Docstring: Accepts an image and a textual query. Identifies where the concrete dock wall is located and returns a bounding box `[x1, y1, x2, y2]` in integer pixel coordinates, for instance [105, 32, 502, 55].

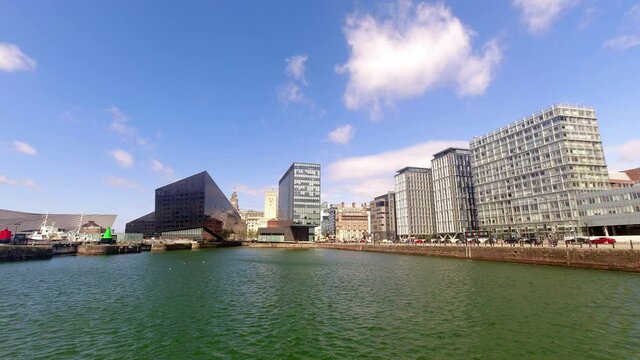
[317, 244, 640, 272]
[77, 244, 142, 256]
[0, 245, 53, 261]
[150, 243, 192, 251]
[242, 242, 317, 249]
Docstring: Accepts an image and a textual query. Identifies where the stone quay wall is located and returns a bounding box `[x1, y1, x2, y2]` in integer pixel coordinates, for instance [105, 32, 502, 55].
[150, 243, 193, 251]
[77, 244, 142, 256]
[0, 245, 53, 262]
[242, 242, 317, 249]
[317, 244, 640, 273]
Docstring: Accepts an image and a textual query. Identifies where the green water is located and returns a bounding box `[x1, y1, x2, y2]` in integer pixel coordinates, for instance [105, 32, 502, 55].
[1, 248, 639, 359]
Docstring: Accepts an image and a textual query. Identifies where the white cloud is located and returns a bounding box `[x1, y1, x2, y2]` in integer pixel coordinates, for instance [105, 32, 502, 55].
[327, 139, 468, 181]
[512, 0, 580, 34]
[621, 3, 640, 29]
[13, 140, 37, 155]
[235, 184, 272, 197]
[0, 43, 36, 72]
[578, 6, 598, 31]
[456, 40, 502, 96]
[108, 106, 135, 136]
[0, 175, 39, 189]
[21, 179, 38, 188]
[277, 82, 309, 105]
[106, 106, 151, 146]
[107, 106, 128, 122]
[277, 54, 321, 112]
[152, 159, 174, 178]
[104, 176, 140, 190]
[285, 54, 308, 84]
[337, 1, 502, 119]
[604, 4, 640, 50]
[325, 139, 467, 202]
[604, 35, 640, 50]
[328, 124, 356, 145]
[607, 139, 640, 171]
[110, 149, 134, 168]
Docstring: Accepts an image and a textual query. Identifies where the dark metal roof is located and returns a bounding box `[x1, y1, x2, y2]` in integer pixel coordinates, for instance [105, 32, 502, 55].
[432, 147, 471, 159]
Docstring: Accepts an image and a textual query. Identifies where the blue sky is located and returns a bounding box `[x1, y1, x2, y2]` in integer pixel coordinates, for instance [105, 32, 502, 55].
[1, 0, 639, 230]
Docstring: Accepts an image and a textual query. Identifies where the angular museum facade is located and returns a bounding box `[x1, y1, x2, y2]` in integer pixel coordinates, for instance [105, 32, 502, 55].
[126, 171, 245, 240]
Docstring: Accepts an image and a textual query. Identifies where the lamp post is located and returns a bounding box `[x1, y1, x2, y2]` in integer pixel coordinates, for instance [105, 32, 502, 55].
[584, 222, 590, 240]
[13, 222, 20, 244]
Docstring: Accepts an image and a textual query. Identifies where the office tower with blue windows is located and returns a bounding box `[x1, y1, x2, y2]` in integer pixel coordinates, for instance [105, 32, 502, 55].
[277, 162, 321, 241]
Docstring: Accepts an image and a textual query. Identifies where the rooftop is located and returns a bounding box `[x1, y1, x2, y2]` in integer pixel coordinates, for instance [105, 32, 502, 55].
[609, 172, 632, 182]
[471, 104, 596, 143]
[432, 147, 471, 159]
[396, 166, 431, 175]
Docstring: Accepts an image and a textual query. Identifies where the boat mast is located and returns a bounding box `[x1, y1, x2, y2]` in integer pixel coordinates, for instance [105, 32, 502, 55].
[77, 213, 84, 233]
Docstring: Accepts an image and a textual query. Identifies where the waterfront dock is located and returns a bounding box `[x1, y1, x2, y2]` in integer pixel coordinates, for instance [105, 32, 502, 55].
[0, 245, 53, 261]
[318, 243, 640, 273]
[77, 244, 142, 256]
[241, 241, 640, 273]
[150, 243, 193, 251]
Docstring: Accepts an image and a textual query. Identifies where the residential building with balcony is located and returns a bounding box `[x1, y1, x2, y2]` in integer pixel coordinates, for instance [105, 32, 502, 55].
[432, 147, 477, 236]
[469, 104, 609, 238]
[394, 167, 436, 239]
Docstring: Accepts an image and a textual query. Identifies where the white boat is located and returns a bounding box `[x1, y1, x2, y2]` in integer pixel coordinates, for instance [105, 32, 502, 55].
[67, 213, 100, 243]
[28, 214, 69, 242]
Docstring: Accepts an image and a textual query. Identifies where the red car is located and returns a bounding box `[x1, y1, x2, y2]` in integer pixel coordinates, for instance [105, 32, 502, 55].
[415, 239, 425, 244]
[589, 237, 616, 245]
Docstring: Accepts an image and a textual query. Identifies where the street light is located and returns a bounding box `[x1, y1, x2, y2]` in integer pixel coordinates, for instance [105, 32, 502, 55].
[13, 222, 20, 244]
[584, 222, 590, 240]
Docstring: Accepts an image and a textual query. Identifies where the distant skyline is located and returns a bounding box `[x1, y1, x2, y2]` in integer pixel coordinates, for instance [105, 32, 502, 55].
[1, 0, 639, 230]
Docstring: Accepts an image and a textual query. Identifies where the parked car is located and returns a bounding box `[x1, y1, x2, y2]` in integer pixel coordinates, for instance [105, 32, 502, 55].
[504, 237, 519, 244]
[485, 237, 497, 245]
[589, 237, 616, 245]
[565, 237, 589, 245]
[414, 239, 425, 244]
[467, 237, 480, 245]
[523, 237, 540, 245]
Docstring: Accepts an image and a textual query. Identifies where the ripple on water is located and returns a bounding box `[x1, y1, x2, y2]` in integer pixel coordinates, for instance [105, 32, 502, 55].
[0, 249, 639, 359]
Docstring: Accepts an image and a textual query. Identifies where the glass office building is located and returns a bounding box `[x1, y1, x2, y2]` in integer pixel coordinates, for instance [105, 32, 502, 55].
[125, 212, 155, 237]
[126, 171, 245, 240]
[278, 162, 321, 241]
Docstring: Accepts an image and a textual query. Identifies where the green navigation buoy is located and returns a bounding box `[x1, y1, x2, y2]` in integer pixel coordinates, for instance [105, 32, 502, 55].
[100, 227, 114, 244]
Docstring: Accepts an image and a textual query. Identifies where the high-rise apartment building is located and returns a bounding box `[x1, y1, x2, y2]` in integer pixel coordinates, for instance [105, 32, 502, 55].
[263, 189, 278, 220]
[277, 162, 321, 241]
[432, 148, 477, 235]
[370, 192, 397, 242]
[394, 167, 436, 238]
[469, 104, 609, 238]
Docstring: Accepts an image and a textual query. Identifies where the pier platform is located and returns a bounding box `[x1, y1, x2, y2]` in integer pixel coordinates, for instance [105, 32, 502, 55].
[0, 245, 53, 261]
[77, 244, 142, 256]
